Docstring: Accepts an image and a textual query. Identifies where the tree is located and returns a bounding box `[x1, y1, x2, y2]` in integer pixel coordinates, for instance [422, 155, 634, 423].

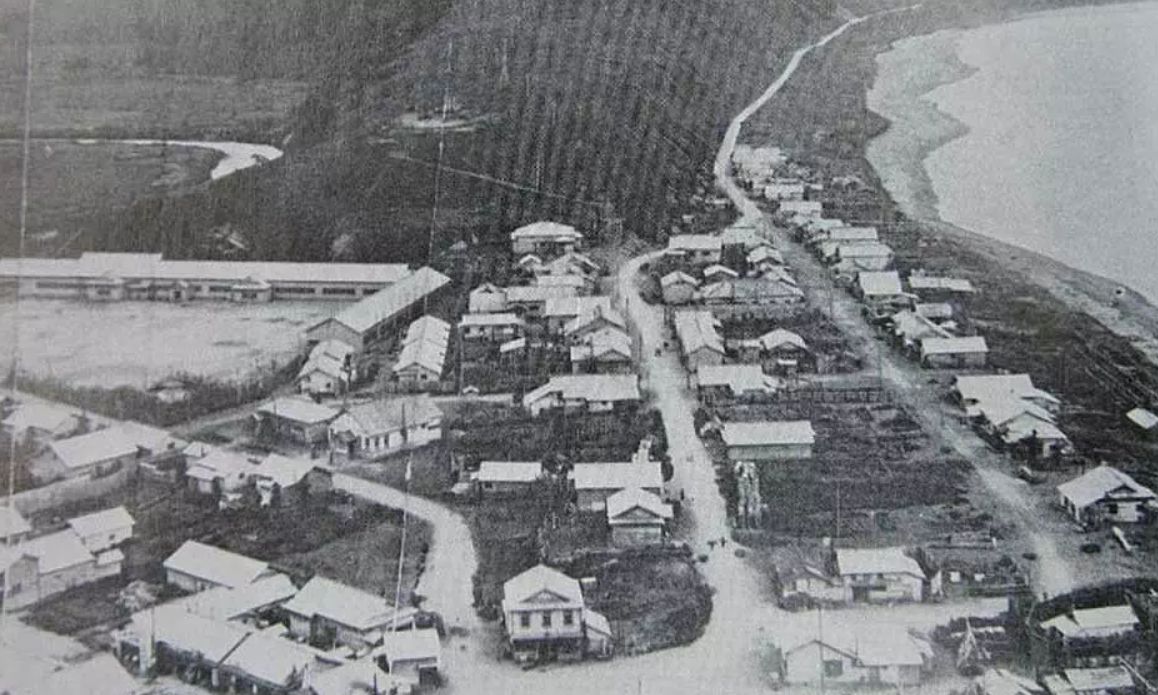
[269, 482, 283, 509]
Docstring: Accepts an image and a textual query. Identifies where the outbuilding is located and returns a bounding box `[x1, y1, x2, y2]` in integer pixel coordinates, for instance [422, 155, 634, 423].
[722, 420, 816, 462]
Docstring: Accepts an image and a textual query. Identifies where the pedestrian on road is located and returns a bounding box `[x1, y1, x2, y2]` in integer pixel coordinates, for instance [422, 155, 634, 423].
[708, 540, 717, 551]
[680, 488, 686, 501]
[720, 536, 727, 549]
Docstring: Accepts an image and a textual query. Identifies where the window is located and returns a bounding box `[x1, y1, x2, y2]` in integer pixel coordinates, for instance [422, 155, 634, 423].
[322, 287, 357, 296]
[519, 614, 530, 628]
[562, 610, 574, 626]
[542, 613, 552, 628]
[824, 660, 844, 678]
[1108, 503, 1119, 515]
[208, 285, 232, 293]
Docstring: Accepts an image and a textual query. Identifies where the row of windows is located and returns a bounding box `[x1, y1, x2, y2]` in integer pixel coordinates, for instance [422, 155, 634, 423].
[518, 610, 575, 628]
[322, 287, 358, 296]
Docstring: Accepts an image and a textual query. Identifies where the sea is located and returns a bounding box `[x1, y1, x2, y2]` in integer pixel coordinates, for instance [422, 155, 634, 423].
[870, 1, 1158, 302]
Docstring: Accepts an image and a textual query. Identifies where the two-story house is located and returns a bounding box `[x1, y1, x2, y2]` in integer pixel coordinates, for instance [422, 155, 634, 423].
[501, 564, 611, 663]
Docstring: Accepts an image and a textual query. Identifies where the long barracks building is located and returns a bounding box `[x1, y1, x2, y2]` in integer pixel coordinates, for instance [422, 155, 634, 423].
[0, 252, 413, 303]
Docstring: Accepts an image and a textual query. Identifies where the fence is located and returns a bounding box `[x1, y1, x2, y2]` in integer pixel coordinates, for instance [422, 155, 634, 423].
[11, 462, 137, 516]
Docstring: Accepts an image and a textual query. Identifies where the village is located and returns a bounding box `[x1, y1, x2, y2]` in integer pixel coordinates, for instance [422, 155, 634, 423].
[7, 26, 1158, 695]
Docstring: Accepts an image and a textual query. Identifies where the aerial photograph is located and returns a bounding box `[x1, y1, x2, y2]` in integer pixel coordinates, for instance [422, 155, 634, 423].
[3, 0, 1158, 693]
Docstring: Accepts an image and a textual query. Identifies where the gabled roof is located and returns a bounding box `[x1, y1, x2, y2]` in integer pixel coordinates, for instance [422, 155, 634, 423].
[835, 547, 924, 579]
[1, 402, 80, 433]
[313, 267, 450, 335]
[719, 225, 768, 249]
[281, 575, 402, 632]
[758, 328, 808, 351]
[523, 374, 641, 406]
[49, 428, 139, 470]
[1057, 465, 1157, 508]
[503, 564, 582, 606]
[510, 221, 583, 241]
[67, 506, 134, 537]
[459, 312, 524, 327]
[18, 529, 95, 573]
[606, 487, 672, 520]
[1128, 407, 1158, 430]
[309, 660, 416, 695]
[955, 374, 1059, 405]
[402, 315, 450, 348]
[696, 364, 777, 394]
[221, 631, 318, 689]
[331, 395, 442, 438]
[134, 604, 249, 661]
[393, 338, 446, 377]
[252, 453, 327, 488]
[661, 270, 700, 288]
[977, 398, 1055, 429]
[1063, 666, 1135, 693]
[921, 336, 988, 356]
[116, 420, 186, 453]
[584, 608, 612, 637]
[564, 304, 626, 335]
[673, 309, 724, 355]
[858, 271, 904, 297]
[477, 461, 544, 484]
[747, 246, 784, 265]
[836, 242, 893, 259]
[300, 351, 347, 380]
[378, 627, 441, 665]
[702, 264, 740, 279]
[500, 337, 527, 354]
[569, 461, 663, 491]
[892, 311, 952, 341]
[312, 339, 357, 361]
[778, 200, 822, 214]
[722, 420, 815, 447]
[543, 295, 611, 319]
[162, 540, 269, 589]
[570, 328, 633, 362]
[908, 273, 976, 293]
[915, 302, 954, 320]
[186, 448, 253, 482]
[176, 573, 299, 621]
[0, 504, 31, 539]
[257, 397, 339, 425]
[1043, 604, 1139, 638]
[506, 284, 578, 304]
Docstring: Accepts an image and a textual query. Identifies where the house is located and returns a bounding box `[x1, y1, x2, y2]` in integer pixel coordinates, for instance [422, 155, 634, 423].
[1, 401, 82, 439]
[720, 225, 770, 254]
[475, 461, 545, 496]
[542, 296, 612, 334]
[375, 628, 442, 683]
[834, 547, 925, 603]
[0, 652, 139, 695]
[0, 504, 31, 543]
[673, 310, 725, 370]
[185, 447, 253, 498]
[254, 398, 339, 445]
[250, 454, 332, 506]
[722, 420, 816, 462]
[218, 629, 321, 694]
[564, 304, 627, 344]
[808, 225, 879, 246]
[1058, 667, 1137, 695]
[1041, 604, 1140, 641]
[171, 573, 299, 625]
[780, 631, 927, 686]
[702, 264, 741, 283]
[747, 246, 785, 271]
[915, 302, 955, 323]
[283, 575, 417, 649]
[468, 283, 509, 313]
[776, 560, 845, 605]
[47, 427, 141, 480]
[113, 420, 187, 468]
[921, 336, 989, 369]
[66, 506, 134, 554]
[908, 271, 977, 296]
[831, 242, 894, 274]
[298, 351, 352, 397]
[569, 460, 664, 512]
[1057, 464, 1157, 526]
[328, 395, 442, 459]
[698, 277, 805, 307]
[954, 374, 1061, 417]
[763, 181, 806, 201]
[510, 221, 584, 257]
[856, 271, 913, 313]
[695, 364, 778, 402]
[891, 310, 952, 355]
[661, 271, 700, 305]
[535, 251, 600, 279]
[1, 528, 123, 610]
[606, 487, 672, 547]
[163, 540, 272, 592]
[1126, 407, 1158, 439]
[501, 564, 610, 662]
[309, 659, 416, 695]
[522, 374, 641, 418]
[665, 234, 722, 268]
[749, 328, 813, 373]
[305, 267, 452, 354]
[535, 273, 590, 295]
[458, 312, 525, 343]
[570, 328, 634, 374]
[976, 398, 1072, 458]
[778, 200, 823, 218]
[506, 284, 578, 319]
[393, 315, 450, 385]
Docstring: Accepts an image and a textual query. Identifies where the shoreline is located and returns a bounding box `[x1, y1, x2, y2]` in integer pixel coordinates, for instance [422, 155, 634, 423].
[863, 6, 1158, 366]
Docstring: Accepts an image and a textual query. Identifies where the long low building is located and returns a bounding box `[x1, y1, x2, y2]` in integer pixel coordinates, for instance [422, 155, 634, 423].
[0, 252, 412, 303]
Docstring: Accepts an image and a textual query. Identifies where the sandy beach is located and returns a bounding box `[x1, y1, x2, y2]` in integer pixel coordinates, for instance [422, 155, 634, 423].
[866, 15, 1158, 368]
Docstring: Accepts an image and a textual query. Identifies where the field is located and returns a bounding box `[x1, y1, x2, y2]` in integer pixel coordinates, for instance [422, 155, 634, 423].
[0, 297, 346, 388]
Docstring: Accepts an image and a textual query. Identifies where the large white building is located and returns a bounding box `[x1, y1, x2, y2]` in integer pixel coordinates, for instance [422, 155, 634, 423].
[0, 252, 411, 303]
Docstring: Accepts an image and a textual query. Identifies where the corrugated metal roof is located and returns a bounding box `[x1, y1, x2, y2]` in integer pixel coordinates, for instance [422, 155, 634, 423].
[316, 266, 450, 335]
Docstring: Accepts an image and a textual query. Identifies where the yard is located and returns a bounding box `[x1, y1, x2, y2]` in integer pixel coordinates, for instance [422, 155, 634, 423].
[0, 297, 346, 388]
[23, 475, 430, 635]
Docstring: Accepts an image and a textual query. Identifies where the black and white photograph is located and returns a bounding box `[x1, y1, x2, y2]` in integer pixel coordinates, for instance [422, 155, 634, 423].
[3, 0, 1158, 693]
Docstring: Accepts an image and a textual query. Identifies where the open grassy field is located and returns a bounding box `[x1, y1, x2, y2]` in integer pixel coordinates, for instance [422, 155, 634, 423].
[0, 297, 345, 388]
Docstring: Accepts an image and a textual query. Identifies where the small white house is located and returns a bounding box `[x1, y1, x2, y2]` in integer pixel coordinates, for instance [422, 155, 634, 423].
[834, 547, 925, 603]
[606, 487, 672, 547]
[66, 506, 135, 554]
[163, 540, 272, 593]
[1057, 464, 1157, 526]
[781, 631, 927, 686]
[476, 461, 545, 497]
[722, 420, 816, 462]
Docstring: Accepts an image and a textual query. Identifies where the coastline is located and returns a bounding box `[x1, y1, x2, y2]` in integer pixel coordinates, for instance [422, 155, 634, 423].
[864, 9, 1158, 366]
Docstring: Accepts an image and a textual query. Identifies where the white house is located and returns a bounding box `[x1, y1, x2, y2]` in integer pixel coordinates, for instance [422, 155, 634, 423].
[476, 461, 545, 497]
[393, 315, 450, 385]
[47, 427, 141, 480]
[510, 221, 584, 257]
[1041, 604, 1140, 640]
[162, 541, 272, 592]
[920, 336, 989, 369]
[376, 627, 442, 683]
[606, 488, 672, 547]
[501, 564, 610, 662]
[953, 374, 1061, 417]
[778, 200, 823, 218]
[673, 310, 725, 371]
[564, 304, 627, 344]
[1057, 464, 1157, 526]
[0, 528, 123, 610]
[834, 547, 925, 603]
[458, 312, 525, 343]
[468, 283, 509, 313]
[66, 506, 135, 554]
[1126, 407, 1158, 439]
[856, 271, 913, 312]
[570, 460, 664, 512]
[282, 575, 416, 649]
[522, 374, 641, 418]
[695, 364, 778, 401]
[329, 394, 442, 459]
[185, 447, 254, 499]
[1, 402, 83, 440]
[298, 339, 357, 397]
[570, 327, 634, 375]
[722, 420, 816, 462]
[542, 296, 612, 334]
[781, 631, 927, 686]
[661, 271, 700, 305]
[831, 242, 894, 274]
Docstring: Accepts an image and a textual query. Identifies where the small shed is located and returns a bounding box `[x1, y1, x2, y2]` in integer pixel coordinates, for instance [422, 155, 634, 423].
[1126, 408, 1158, 439]
[476, 461, 545, 496]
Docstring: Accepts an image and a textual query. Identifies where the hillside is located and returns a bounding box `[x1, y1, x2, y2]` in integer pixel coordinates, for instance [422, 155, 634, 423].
[1, 0, 837, 261]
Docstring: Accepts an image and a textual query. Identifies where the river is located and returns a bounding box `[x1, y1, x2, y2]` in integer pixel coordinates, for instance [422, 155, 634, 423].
[868, 0, 1158, 302]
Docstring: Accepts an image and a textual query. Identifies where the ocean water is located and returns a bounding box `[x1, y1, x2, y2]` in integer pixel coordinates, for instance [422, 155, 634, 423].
[910, 2, 1158, 300]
